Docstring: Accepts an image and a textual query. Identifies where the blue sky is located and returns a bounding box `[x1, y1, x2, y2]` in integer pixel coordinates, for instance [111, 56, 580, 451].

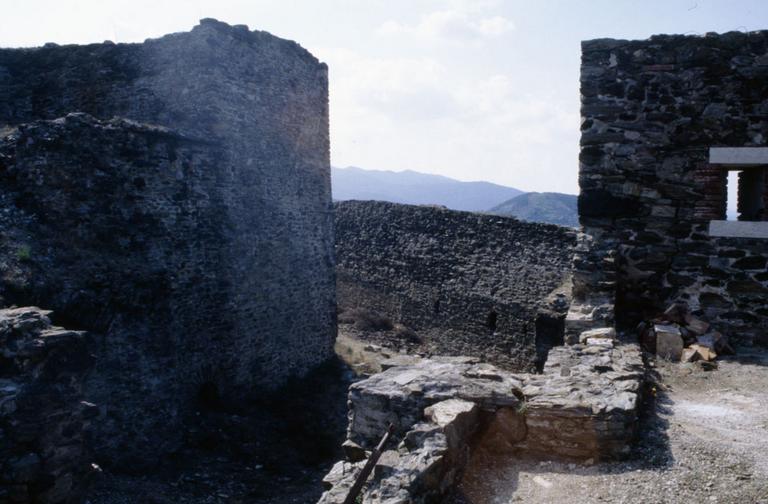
[1, 0, 767, 194]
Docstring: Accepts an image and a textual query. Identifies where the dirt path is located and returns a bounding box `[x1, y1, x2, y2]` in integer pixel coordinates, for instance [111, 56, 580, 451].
[452, 349, 768, 504]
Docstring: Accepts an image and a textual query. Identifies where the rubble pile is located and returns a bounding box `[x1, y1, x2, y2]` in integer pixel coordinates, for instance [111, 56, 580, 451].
[638, 303, 734, 365]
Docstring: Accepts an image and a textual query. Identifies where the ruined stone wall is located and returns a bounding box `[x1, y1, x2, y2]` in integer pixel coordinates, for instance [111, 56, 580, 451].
[319, 339, 645, 503]
[335, 201, 576, 371]
[0, 20, 334, 466]
[579, 31, 768, 346]
[0, 307, 95, 503]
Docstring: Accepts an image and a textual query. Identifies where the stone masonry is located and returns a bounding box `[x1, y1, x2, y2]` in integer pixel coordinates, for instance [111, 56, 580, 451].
[578, 31, 768, 346]
[0, 20, 335, 469]
[319, 337, 644, 503]
[335, 200, 576, 371]
[0, 307, 95, 503]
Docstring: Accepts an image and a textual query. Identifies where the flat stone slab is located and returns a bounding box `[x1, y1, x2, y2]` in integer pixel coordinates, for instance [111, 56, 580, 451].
[347, 360, 523, 447]
[708, 220, 768, 239]
[709, 147, 768, 165]
[579, 327, 616, 343]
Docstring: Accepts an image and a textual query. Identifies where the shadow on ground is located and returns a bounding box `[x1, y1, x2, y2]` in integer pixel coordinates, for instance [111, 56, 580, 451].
[86, 357, 356, 504]
[447, 359, 674, 503]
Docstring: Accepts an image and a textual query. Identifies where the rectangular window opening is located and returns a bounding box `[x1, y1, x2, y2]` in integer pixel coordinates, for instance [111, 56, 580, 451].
[724, 168, 766, 222]
[726, 170, 738, 221]
[708, 147, 768, 238]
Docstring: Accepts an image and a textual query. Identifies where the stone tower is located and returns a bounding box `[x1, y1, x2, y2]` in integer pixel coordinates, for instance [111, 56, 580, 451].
[0, 19, 336, 466]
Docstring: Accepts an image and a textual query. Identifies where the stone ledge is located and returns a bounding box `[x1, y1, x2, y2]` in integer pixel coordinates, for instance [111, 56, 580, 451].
[709, 220, 768, 239]
[709, 147, 768, 165]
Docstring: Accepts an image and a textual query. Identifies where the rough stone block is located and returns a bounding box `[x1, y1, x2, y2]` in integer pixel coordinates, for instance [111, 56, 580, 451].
[681, 347, 699, 362]
[684, 314, 710, 335]
[578, 327, 616, 343]
[346, 359, 522, 448]
[655, 324, 684, 361]
[0, 307, 93, 503]
[690, 344, 717, 362]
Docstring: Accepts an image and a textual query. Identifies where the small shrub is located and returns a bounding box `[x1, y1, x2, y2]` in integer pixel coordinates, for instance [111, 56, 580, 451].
[393, 324, 421, 343]
[339, 308, 394, 332]
[16, 245, 31, 263]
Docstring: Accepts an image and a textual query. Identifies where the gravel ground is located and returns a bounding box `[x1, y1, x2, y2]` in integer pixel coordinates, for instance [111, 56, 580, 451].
[450, 349, 768, 504]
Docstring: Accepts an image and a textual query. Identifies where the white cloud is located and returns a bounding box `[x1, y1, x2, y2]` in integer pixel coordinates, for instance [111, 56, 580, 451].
[377, 9, 514, 43]
[475, 15, 516, 36]
[314, 46, 579, 193]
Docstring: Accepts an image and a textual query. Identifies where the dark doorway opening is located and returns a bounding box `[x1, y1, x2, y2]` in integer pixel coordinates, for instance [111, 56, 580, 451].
[487, 310, 498, 332]
[196, 381, 223, 412]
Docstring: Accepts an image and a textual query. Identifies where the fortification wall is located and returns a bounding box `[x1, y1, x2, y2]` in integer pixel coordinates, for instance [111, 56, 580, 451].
[0, 20, 335, 467]
[579, 31, 768, 346]
[335, 201, 576, 371]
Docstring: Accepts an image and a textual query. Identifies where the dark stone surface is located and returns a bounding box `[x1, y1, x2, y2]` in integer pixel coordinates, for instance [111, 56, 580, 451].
[0, 19, 334, 469]
[334, 200, 576, 371]
[0, 307, 94, 504]
[579, 30, 768, 345]
[579, 190, 643, 218]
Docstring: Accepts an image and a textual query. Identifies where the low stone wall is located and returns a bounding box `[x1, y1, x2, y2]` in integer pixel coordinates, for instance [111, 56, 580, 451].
[318, 337, 644, 503]
[335, 200, 577, 371]
[0, 307, 95, 504]
[565, 232, 618, 343]
[321, 398, 481, 504]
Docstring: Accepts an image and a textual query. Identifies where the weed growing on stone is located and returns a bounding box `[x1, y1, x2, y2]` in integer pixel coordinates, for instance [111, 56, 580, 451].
[16, 245, 31, 262]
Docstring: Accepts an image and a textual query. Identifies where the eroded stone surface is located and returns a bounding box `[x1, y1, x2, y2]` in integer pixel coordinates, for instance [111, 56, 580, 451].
[320, 399, 481, 504]
[0, 19, 334, 468]
[579, 327, 617, 343]
[655, 325, 684, 361]
[0, 307, 94, 503]
[347, 360, 522, 448]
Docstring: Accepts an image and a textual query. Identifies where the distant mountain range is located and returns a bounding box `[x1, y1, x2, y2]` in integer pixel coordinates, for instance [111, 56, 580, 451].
[489, 192, 579, 228]
[331, 166, 579, 227]
[332, 166, 523, 212]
